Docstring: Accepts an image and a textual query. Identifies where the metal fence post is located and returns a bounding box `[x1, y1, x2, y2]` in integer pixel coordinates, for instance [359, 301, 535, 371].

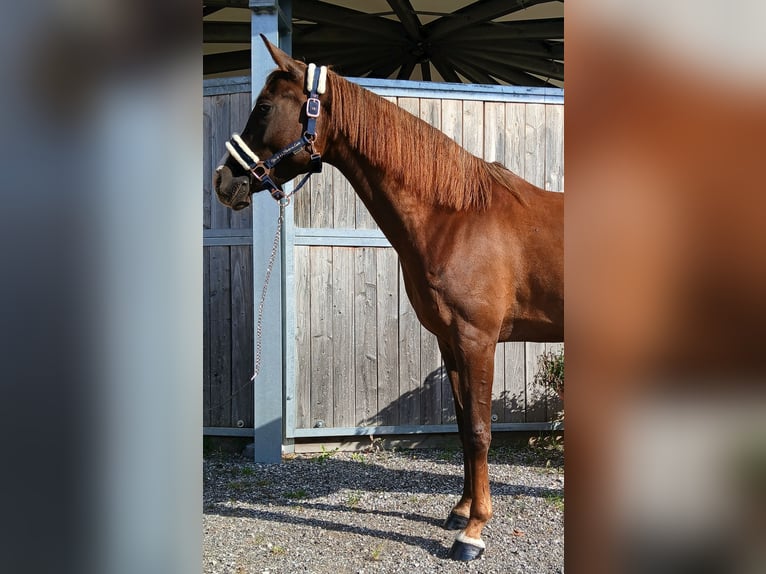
[249, 0, 292, 463]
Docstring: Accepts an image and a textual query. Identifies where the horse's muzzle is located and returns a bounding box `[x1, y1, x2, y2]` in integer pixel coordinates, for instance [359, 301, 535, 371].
[214, 165, 252, 211]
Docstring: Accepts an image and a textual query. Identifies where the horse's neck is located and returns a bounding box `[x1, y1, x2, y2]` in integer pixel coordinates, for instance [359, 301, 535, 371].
[323, 138, 430, 254]
[315, 78, 440, 253]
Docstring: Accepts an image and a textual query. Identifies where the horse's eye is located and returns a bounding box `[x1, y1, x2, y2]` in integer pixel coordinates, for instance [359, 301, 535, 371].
[256, 102, 272, 116]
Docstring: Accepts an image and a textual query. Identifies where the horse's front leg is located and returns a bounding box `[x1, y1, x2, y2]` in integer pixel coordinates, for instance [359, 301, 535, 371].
[439, 340, 472, 531]
[446, 333, 496, 561]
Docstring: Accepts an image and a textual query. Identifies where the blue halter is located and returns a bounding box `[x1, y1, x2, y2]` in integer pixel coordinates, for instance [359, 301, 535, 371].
[224, 63, 327, 201]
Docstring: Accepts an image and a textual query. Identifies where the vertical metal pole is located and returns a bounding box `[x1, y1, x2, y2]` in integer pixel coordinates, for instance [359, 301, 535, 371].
[279, 0, 296, 454]
[249, 0, 291, 463]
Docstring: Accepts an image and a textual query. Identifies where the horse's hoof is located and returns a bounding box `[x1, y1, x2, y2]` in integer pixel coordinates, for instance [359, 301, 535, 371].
[443, 511, 469, 530]
[447, 532, 486, 561]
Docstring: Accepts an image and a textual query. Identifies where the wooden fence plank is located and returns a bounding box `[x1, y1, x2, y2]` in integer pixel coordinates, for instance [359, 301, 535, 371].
[441, 364, 457, 425]
[525, 342, 547, 422]
[524, 103, 546, 188]
[203, 98, 212, 231]
[504, 102, 525, 177]
[333, 166, 355, 229]
[310, 246, 333, 427]
[310, 164, 334, 229]
[293, 176, 311, 228]
[376, 248, 400, 426]
[208, 245, 232, 426]
[419, 98, 441, 129]
[492, 343, 506, 423]
[355, 180, 378, 231]
[420, 329, 443, 426]
[441, 99, 462, 146]
[230, 245, 253, 427]
[203, 249, 211, 427]
[398, 97, 419, 121]
[505, 342, 526, 423]
[294, 245, 311, 429]
[484, 102, 505, 163]
[210, 94, 231, 230]
[462, 100, 484, 156]
[545, 342, 565, 420]
[354, 248, 378, 426]
[397, 261, 421, 427]
[545, 104, 564, 193]
[332, 247, 356, 427]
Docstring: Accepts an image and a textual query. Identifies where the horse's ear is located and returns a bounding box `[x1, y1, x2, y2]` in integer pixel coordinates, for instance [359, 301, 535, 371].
[260, 34, 304, 77]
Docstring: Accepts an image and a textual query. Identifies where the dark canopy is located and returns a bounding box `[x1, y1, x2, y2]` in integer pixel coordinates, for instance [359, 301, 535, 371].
[204, 0, 563, 87]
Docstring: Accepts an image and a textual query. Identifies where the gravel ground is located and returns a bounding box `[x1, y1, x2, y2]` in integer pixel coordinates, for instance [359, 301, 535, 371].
[204, 444, 563, 574]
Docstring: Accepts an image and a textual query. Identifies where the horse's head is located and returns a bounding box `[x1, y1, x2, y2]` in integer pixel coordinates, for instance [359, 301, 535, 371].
[214, 36, 327, 210]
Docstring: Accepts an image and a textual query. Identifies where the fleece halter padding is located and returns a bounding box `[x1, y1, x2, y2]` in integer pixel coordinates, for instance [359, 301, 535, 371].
[225, 134, 259, 172]
[305, 63, 328, 95]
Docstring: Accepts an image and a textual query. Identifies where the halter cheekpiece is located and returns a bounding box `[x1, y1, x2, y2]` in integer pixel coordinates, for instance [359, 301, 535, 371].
[223, 63, 328, 201]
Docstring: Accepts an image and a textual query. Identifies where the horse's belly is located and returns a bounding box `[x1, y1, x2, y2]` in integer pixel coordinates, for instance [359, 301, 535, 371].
[500, 314, 563, 343]
[404, 281, 563, 344]
[500, 279, 564, 342]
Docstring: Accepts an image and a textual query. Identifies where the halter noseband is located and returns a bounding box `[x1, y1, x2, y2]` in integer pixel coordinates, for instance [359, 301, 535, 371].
[223, 63, 328, 202]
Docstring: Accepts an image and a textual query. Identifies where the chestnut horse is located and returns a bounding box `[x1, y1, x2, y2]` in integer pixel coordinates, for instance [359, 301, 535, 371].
[214, 37, 563, 561]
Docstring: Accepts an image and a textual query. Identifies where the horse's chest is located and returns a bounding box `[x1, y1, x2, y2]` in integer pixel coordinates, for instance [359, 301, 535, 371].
[399, 263, 452, 336]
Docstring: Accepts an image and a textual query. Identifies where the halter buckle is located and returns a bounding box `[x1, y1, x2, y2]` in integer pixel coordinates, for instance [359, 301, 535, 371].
[306, 97, 321, 118]
[308, 153, 322, 173]
[250, 163, 270, 181]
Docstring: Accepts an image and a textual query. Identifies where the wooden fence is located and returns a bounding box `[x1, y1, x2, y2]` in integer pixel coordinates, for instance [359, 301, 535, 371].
[203, 79, 255, 429]
[203, 77, 564, 436]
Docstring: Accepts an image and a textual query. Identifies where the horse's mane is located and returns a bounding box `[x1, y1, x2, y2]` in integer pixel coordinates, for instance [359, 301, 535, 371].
[327, 73, 525, 211]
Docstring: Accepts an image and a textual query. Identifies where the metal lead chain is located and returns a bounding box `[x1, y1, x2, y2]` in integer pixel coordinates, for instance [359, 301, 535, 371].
[251, 207, 284, 381]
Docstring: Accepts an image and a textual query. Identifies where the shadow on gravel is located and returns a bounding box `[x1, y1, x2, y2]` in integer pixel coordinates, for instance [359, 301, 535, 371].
[211, 499, 445, 528]
[204, 456, 563, 504]
[207, 503, 453, 557]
